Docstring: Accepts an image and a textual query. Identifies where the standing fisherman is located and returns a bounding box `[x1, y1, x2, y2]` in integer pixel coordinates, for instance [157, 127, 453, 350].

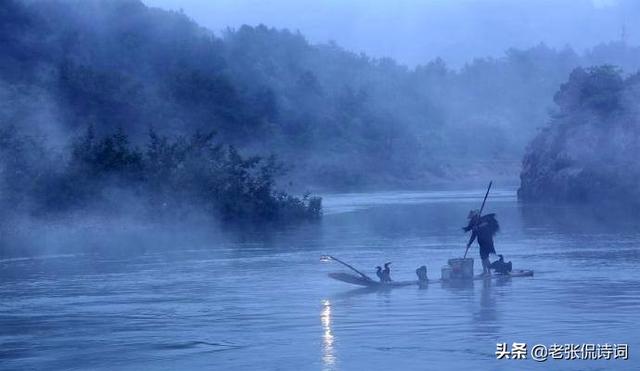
[463, 210, 500, 275]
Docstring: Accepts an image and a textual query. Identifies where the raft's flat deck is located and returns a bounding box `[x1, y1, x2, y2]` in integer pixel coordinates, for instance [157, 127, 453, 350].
[328, 269, 534, 287]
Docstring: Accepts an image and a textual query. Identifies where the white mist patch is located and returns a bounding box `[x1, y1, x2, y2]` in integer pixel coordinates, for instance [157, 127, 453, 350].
[321, 189, 517, 215]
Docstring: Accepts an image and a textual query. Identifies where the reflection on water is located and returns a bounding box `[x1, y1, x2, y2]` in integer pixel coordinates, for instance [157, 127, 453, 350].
[1, 189, 640, 370]
[320, 299, 335, 370]
[475, 278, 499, 336]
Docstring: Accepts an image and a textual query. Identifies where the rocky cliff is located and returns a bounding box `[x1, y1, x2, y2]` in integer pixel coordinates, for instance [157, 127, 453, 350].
[518, 66, 640, 207]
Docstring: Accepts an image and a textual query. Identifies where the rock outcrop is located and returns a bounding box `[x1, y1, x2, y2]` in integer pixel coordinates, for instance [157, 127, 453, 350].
[518, 66, 640, 207]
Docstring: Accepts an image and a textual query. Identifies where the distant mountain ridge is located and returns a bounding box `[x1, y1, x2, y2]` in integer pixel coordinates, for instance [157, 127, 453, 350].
[2, 0, 640, 190]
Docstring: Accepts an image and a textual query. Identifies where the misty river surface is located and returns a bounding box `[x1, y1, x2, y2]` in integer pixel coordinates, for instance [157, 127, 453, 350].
[1, 188, 639, 370]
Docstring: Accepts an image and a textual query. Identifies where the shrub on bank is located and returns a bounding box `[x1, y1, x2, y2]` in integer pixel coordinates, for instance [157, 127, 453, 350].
[0, 126, 322, 224]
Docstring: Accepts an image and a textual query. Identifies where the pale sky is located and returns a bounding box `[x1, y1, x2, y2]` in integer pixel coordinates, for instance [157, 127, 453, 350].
[143, 0, 639, 67]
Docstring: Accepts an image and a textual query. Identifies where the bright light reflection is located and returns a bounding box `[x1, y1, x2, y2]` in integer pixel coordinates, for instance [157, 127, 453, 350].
[321, 299, 335, 369]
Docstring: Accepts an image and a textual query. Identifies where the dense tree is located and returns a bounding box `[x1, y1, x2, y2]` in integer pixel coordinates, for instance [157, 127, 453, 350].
[0, 125, 321, 223]
[553, 65, 625, 117]
[519, 67, 640, 207]
[2, 0, 640, 193]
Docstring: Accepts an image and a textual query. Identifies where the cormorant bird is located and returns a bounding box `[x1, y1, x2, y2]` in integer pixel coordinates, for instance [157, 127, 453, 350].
[382, 262, 392, 282]
[489, 254, 512, 274]
[376, 266, 384, 282]
[416, 265, 428, 282]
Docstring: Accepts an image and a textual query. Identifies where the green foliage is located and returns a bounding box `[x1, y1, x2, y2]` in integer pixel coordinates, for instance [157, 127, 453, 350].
[554, 65, 625, 117]
[519, 66, 640, 207]
[2, 0, 640, 192]
[0, 126, 322, 223]
[70, 126, 144, 180]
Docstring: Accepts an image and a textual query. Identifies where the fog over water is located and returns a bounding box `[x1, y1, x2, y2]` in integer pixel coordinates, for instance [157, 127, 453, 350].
[2, 190, 639, 370]
[144, 0, 640, 67]
[2, 1, 640, 370]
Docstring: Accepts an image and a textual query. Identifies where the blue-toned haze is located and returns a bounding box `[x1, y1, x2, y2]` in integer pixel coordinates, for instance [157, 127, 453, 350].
[144, 0, 640, 67]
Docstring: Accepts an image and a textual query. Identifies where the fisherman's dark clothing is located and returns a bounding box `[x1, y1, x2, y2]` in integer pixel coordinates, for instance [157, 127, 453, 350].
[469, 228, 495, 259]
[464, 214, 499, 260]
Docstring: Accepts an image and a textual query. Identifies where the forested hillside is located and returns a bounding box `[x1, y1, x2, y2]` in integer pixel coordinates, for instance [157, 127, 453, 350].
[2, 0, 640, 208]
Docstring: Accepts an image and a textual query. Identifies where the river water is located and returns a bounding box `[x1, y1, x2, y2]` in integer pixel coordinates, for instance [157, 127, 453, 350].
[1, 188, 639, 370]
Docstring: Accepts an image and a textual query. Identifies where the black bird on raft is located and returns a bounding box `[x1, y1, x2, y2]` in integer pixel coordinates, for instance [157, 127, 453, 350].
[376, 266, 384, 282]
[489, 254, 512, 274]
[416, 265, 428, 282]
[382, 262, 392, 282]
